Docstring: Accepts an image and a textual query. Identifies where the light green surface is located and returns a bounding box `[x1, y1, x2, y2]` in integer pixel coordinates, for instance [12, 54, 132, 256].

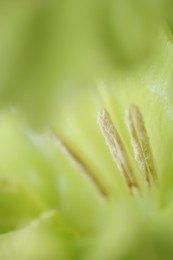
[0, 1, 173, 259]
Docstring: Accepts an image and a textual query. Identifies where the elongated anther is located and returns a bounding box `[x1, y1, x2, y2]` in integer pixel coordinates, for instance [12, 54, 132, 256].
[125, 104, 158, 185]
[98, 108, 139, 192]
[51, 130, 110, 199]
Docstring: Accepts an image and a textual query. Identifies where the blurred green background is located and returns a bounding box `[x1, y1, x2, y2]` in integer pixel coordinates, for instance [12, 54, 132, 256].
[0, 0, 171, 126]
[0, 1, 172, 260]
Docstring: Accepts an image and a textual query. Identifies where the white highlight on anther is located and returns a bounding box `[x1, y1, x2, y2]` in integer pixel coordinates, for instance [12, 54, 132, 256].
[125, 104, 157, 185]
[98, 108, 139, 191]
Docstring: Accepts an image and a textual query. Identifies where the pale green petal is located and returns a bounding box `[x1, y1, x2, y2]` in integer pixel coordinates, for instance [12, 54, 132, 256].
[0, 112, 58, 210]
[0, 210, 70, 260]
[0, 178, 42, 233]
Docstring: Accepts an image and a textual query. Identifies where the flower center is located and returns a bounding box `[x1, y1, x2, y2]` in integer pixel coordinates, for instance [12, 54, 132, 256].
[52, 104, 158, 199]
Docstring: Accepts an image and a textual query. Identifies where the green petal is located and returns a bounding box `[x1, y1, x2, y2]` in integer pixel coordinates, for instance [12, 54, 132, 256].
[0, 210, 70, 260]
[0, 177, 44, 234]
[0, 112, 58, 211]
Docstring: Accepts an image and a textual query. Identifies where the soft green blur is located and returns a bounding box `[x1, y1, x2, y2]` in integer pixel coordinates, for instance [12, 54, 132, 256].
[0, 0, 167, 126]
[0, 1, 173, 260]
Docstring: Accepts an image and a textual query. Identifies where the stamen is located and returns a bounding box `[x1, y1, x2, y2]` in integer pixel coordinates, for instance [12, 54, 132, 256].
[51, 131, 110, 199]
[98, 108, 139, 192]
[125, 104, 158, 185]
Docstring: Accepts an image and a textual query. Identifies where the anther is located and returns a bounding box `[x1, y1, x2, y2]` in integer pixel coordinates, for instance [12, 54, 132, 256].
[51, 130, 110, 199]
[125, 104, 158, 185]
[98, 108, 139, 192]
